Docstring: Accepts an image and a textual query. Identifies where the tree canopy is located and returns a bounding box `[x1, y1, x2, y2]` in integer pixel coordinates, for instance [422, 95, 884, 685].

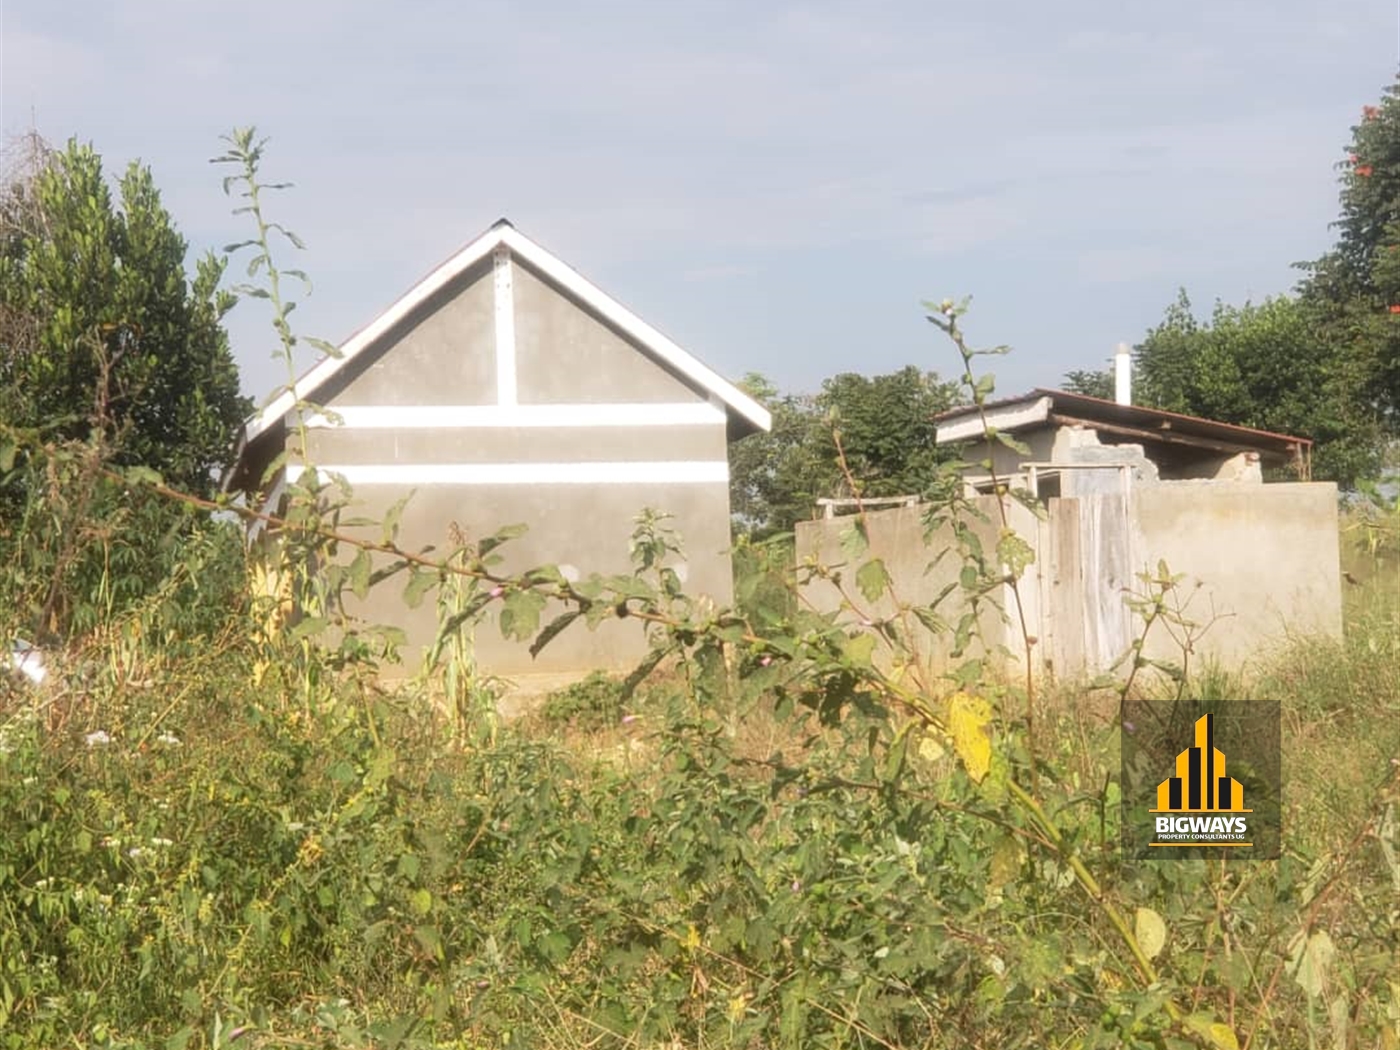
[1065, 78, 1400, 489]
[0, 135, 248, 494]
[730, 365, 962, 539]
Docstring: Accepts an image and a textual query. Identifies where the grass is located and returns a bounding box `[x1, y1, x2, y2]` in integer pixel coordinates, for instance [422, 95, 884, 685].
[1, 511, 1398, 1049]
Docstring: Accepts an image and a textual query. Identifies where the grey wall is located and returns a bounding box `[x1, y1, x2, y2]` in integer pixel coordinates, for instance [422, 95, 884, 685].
[281, 249, 739, 683]
[796, 483, 1342, 684]
[336, 479, 734, 677]
[330, 262, 497, 406]
[794, 499, 1023, 690]
[512, 261, 706, 404]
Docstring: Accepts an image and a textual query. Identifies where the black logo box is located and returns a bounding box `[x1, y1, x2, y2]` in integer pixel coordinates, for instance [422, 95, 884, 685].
[1120, 698, 1282, 861]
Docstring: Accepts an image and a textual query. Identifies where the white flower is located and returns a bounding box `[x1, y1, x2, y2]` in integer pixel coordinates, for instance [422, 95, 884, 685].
[84, 730, 111, 748]
[127, 847, 144, 859]
[155, 732, 181, 747]
[150, 837, 173, 848]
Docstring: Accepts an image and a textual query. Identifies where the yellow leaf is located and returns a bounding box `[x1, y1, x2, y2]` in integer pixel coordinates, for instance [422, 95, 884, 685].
[1207, 1022, 1240, 1050]
[1185, 1014, 1240, 1050]
[1134, 906, 1167, 960]
[948, 692, 992, 784]
[916, 733, 946, 764]
[988, 834, 1022, 890]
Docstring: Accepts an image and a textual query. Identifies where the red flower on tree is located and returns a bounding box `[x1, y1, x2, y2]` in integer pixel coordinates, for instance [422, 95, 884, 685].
[1387, 304, 1400, 314]
[1356, 164, 1374, 177]
[1364, 105, 1381, 120]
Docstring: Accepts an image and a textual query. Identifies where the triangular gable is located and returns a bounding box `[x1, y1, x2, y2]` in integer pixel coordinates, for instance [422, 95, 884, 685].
[241, 219, 771, 446]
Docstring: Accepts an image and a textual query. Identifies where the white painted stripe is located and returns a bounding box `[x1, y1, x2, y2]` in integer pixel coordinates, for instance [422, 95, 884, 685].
[493, 247, 517, 405]
[286, 461, 729, 485]
[304, 402, 727, 429]
[242, 223, 771, 443]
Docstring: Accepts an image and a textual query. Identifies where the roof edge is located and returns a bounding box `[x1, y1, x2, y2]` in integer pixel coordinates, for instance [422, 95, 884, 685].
[239, 221, 771, 449]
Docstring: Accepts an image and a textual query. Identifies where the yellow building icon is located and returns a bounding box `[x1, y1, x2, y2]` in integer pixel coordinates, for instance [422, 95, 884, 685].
[1150, 714, 1250, 813]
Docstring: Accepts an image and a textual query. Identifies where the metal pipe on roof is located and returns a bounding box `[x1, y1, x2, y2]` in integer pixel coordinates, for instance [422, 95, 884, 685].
[1115, 343, 1132, 406]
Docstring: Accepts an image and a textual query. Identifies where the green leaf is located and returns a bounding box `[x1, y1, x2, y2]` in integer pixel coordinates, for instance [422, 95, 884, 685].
[530, 610, 581, 657]
[995, 529, 1035, 578]
[620, 645, 671, 701]
[124, 465, 164, 487]
[911, 605, 948, 634]
[992, 429, 1031, 455]
[499, 589, 546, 641]
[479, 522, 529, 557]
[839, 519, 869, 560]
[1288, 928, 1335, 999]
[410, 888, 432, 917]
[855, 558, 892, 603]
[1134, 906, 1167, 960]
[348, 549, 372, 601]
[403, 567, 439, 609]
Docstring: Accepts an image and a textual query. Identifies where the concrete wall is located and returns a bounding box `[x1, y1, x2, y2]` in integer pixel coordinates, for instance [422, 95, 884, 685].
[330, 262, 497, 406]
[334, 479, 733, 677]
[794, 499, 1027, 688]
[278, 250, 739, 683]
[1127, 482, 1341, 670]
[513, 261, 704, 404]
[795, 483, 1342, 684]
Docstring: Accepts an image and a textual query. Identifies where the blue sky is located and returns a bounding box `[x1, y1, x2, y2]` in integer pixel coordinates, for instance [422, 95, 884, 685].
[3, 0, 1398, 405]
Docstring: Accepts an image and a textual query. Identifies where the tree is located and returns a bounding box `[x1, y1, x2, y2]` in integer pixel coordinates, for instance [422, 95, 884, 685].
[1065, 292, 1381, 486]
[0, 135, 250, 639]
[1299, 80, 1400, 439]
[1062, 367, 1113, 401]
[0, 135, 248, 494]
[729, 366, 962, 539]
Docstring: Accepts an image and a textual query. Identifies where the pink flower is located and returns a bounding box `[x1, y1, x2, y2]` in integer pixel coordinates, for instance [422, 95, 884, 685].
[759, 655, 773, 667]
[488, 586, 505, 598]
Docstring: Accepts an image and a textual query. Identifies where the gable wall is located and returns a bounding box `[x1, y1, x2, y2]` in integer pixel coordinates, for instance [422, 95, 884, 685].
[512, 261, 706, 404]
[276, 243, 738, 681]
[330, 261, 498, 407]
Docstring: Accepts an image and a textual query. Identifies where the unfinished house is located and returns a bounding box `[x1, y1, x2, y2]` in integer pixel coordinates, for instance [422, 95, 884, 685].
[796, 373, 1341, 682]
[225, 219, 770, 683]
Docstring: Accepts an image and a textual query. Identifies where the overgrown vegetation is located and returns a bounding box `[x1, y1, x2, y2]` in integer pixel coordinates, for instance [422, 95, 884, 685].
[0, 129, 1397, 1050]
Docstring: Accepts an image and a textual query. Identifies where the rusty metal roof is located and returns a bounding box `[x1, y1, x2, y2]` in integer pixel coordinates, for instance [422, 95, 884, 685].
[935, 389, 1312, 471]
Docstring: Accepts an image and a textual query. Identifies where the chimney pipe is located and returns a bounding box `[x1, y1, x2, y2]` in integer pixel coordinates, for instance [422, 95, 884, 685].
[1114, 342, 1132, 406]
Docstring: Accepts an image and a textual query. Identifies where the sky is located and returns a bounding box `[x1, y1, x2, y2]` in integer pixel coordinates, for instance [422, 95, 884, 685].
[3, 0, 1399, 406]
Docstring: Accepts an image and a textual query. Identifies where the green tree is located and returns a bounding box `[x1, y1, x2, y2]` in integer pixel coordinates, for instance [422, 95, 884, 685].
[0, 135, 248, 494]
[730, 366, 962, 539]
[0, 135, 250, 638]
[1299, 80, 1400, 441]
[1069, 292, 1381, 486]
[1062, 367, 1114, 400]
